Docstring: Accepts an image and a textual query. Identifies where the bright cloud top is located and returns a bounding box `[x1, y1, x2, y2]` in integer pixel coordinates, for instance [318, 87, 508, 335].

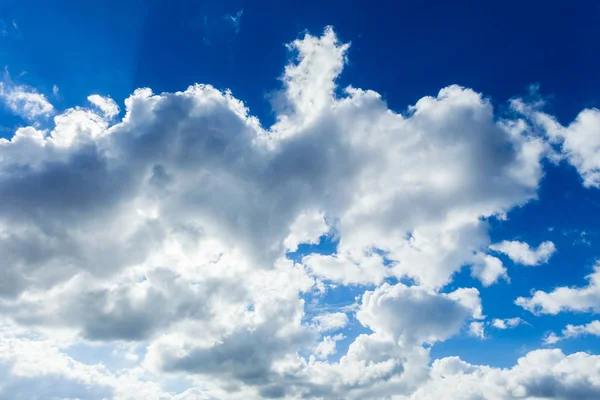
[0, 27, 598, 399]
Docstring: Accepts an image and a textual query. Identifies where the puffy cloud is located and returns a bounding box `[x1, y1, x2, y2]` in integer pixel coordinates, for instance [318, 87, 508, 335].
[284, 211, 329, 252]
[468, 321, 485, 339]
[313, 333, 344, 359]
[402, 349, 600, 400]
[0, 26, 592, 399]
[470, 254, 509, 287]
[356, 283, 483, 346]
[489, 240, 556, 266]
[0, 80, 54, 119]
[544, 320, 600, 344]
[491, 317, 524, 330]
[87, 94, 120, 119]
[516, 262, 600, 315]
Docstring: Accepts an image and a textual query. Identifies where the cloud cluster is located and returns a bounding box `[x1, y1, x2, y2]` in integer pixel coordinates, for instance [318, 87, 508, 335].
[0, 26, 597, 399]
[403, 349, 600, 400]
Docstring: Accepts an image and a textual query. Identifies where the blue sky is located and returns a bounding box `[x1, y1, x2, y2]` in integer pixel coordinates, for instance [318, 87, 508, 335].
[0, 1, 600, 399]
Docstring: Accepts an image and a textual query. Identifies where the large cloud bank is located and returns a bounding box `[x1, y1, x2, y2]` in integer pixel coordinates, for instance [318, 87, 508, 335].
[0, 27, 599, 399]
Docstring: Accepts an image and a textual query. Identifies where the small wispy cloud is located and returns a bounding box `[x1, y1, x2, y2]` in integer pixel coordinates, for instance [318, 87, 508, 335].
[0, 71, 54, 120]
[227, 9, 243, 33]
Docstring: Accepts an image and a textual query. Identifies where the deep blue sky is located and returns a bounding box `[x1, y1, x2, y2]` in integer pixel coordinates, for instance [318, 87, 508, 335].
[2, 0, 599, 126]
[1, 0, 600, 370]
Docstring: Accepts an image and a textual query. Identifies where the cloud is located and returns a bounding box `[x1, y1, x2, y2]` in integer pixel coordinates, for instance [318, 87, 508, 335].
[87, 94, 120, 119]
[284, 211, 329, 252]
[404, 349, 600, 400]
[313, 333, 344, 359]
[513, 98, 600, 188]
[491, 317, 524, 330]
[0, 79, 54, 119]
[489, 240, 556, 266]
[0, 26, 594, 399]
[544, 320, 600, 344]
[468, 321, 485, 339]
[311, 312, 349, 332]
[227, 9, 243, 33]
[356, 283, 483, 346]
[470, 253, 509, 286]
[516, 261, 600, 315]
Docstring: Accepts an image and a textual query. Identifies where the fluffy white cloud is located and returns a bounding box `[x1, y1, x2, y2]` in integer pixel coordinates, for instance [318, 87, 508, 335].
[491, 317, 524, 330]
[0, 26, 594, 399]
[356, 283, 483, 346]
[284, 211, 329, 252]
[0, 80, 54, 119]
[470, 254, 509, 287]
[489, 240, 556, 266]
[313, 333, 344, 359]
[516, 262, 600, 315]
[401, 349, 600, 400]
[544, 320, 600, 344]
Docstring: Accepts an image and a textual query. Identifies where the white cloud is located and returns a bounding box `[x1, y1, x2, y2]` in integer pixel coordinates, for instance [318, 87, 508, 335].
[356, 283, 483, 346]
[544, 320, 600, 345]
[402, 349, 600, 400]
[470, 253, 509, 286]
[489, 240, 556, 266]
[0, 27, 593, 399]
[513, 98, 600, 188]
[284, 211, 329, 252]
[313, 333, 344, 359]
[311, 312, 349, 332]
[516, 262, 600, 315]
[468, 321, 485, 339]
[491, 317, 524, 330]
[0, 80, 54, 119]
[87, 94, 120, 119]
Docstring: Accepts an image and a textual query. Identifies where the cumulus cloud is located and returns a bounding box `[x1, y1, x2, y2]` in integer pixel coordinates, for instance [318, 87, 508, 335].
[516, 262, 600, 315]
[0, 26, 594, 399]
[356, 283, 483, 346]
[470, 253, 509, 286]
[313, 333, 344, 359]
[489, 240, 556, 266]
[402, 349, 600, 400]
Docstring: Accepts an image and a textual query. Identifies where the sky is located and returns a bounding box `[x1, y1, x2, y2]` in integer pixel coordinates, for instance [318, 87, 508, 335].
[0, 1, 599, 399]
